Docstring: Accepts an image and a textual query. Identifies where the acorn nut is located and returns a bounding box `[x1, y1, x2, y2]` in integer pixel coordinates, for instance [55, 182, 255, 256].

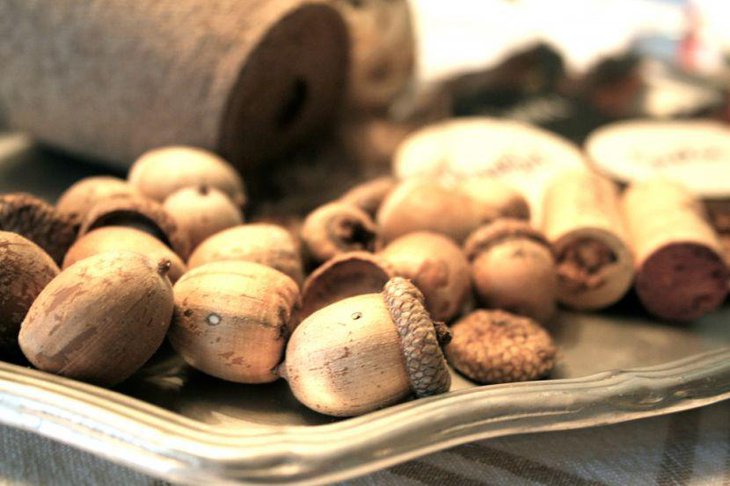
[445, 310, 557, 384]
[63, 227, 187, 283]
[0, 231, 60, 358]
[377, 178, 530, 244]
[339, 176, 397, 217]
[169, 261, 300, 383]
[281, 277, 451, 417]
[129, 146, 247, 207]
[163, 185, 244, 250]
[18, 251, 174, 386]
[0, 192, 77, 265]
[464, 219, 557, 323]
[79, 195, 191, 260]
[188, 223, 303, 285]
[380, 232, 471, 322]
[56, 176, 138, 225]
[300, 201, 377, 264]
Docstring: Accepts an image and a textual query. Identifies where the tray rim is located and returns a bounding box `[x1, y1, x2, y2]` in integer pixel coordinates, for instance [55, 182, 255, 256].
[1, 347, 729, 485]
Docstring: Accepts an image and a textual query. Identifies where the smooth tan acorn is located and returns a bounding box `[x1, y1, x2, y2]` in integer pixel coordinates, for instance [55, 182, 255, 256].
[79, 195, 191, 260]
[0, 231, 59, 357]
[376, 178, 529, 244]
[464, 219, 557, 323]
[300, 202, 377, 264]
[380, 232, 471, 322]
[298, 251, 394, 321]
[128, 146, 247, 207]
[187, 223, 303, 285]
[18, 251, 174, 386]
[56, 176, 138, 224]
[445, 310, 557, 384]
[63, 227, 187, 283]
[280, 277, 451, 417]
[163, 185, 244, 250]
[0, 192, 77, 264]
[169, 261, 300, 383]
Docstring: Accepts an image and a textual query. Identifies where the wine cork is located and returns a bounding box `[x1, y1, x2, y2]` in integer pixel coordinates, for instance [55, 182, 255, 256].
[622, 179, 728, 321]
[542, 169, 634, 310]
[0, 0, 348, 170]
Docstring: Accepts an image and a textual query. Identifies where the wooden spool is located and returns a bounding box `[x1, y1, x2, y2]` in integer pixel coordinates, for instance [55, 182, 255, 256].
[0, 0, 348, 171]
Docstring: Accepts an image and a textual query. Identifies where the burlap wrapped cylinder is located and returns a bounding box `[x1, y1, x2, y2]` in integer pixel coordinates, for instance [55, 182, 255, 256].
[0, 0, 348, 170]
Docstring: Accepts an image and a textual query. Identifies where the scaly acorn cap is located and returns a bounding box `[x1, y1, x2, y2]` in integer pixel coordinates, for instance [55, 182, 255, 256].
[446, 310, 556, 384]
[79, 195, 191, 260]
[464, 218, 550, 262]
[0, 193, 77, 265]
[382, 277, 451, 397]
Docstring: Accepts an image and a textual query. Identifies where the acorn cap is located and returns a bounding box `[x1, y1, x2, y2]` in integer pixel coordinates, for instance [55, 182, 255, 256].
[445, 310, 556, 384]
[79, 196, 191, 259]
[464, 218, 550, 262]
[0, 193, 77, 265]
[300, 251, 395, 321]
[382, 277, 451, 397]
[300, 201, 378, 264]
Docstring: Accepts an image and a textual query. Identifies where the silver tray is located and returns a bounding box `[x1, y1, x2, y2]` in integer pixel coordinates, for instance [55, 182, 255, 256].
[1, 308, 729, 485]
[0, 132, 729, 484]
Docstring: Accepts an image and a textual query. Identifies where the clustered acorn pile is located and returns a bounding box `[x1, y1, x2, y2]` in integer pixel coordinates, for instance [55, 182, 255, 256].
[0, 144, 728, 418]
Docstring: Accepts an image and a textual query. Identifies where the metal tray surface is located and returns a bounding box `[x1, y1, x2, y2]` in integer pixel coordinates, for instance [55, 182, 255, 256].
[1, 307, 729, 485]
[0, 132, 729, 484]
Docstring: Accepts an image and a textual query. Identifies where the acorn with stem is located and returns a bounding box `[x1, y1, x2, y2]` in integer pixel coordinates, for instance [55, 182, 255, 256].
[279, 277, 451, 417]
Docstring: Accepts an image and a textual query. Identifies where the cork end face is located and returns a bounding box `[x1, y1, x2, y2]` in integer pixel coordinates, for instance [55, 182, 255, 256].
[220, 3, 349, 169]
[464, 218, 549, 261]
[299, 251, 394, 321]
[636, 242, 728, 321]
[382, 277, 451, 397]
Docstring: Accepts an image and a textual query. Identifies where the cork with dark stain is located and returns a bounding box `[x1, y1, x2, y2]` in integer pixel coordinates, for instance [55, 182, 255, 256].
[0, 193, 78, 265]
[623, 180, 729, 321]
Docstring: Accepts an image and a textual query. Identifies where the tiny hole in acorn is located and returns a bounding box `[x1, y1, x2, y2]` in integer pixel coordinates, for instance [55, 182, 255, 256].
[351, 311, 362, 320]
[276, 77, 308, 130]
[206, 313, 222, 326]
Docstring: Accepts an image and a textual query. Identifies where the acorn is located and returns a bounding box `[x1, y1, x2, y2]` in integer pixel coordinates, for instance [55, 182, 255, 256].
[299, 251, 394, 321]
[163, 185, 244, 250]
[339, 176, 397, 218]
[464, 219, 557, 323]
[55, 176, 138, 225]
[445, 310, 557, 384]
[187, 223, 303, 285]
[63, 226, 187, 283]
[0, 192, 77, 264]
[18, 251, 174, 386]
[169, 261, 300, 383]
[380, 232, 471, 322]
[0, 231, 60, 357]
[280, 277, 451, 417]
[128, 146, 247, 207]
[300, 202, 377, 264]
[78, 195, 191, 260]
[376, 178, 529, 244]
